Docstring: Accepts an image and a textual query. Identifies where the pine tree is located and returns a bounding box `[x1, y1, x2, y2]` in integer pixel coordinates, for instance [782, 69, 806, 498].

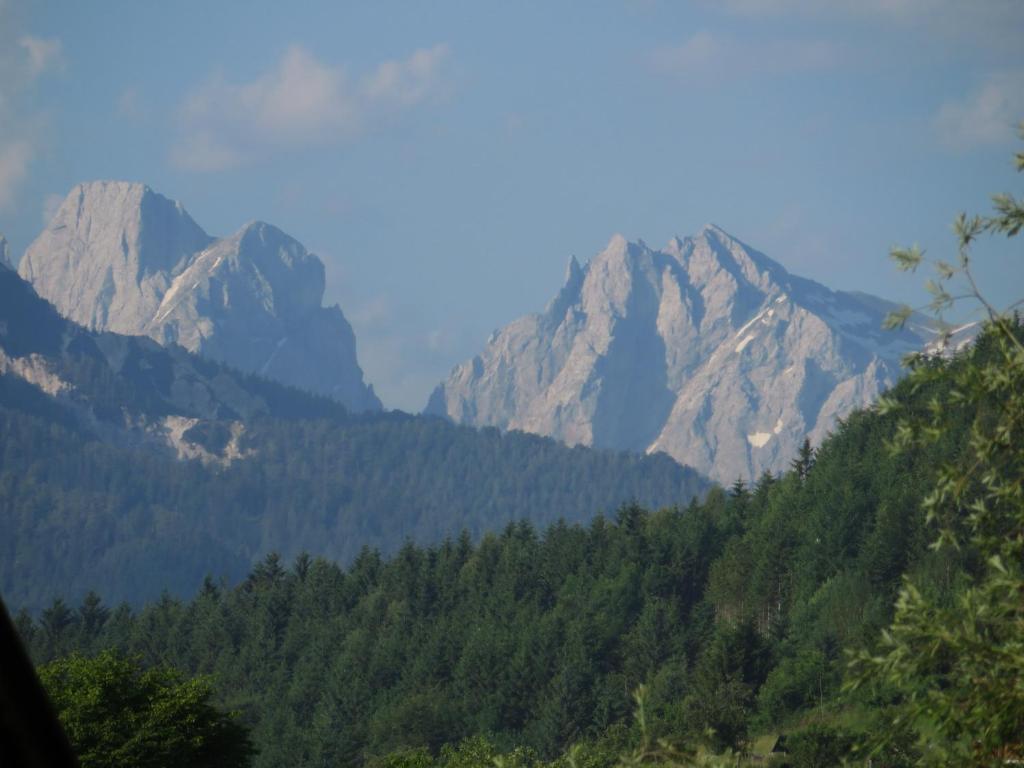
[77, 591, 109, 640]
[790, 438, 814, 481]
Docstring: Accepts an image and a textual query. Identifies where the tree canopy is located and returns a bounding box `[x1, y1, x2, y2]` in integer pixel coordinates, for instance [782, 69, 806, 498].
[38, 650, 254, 768]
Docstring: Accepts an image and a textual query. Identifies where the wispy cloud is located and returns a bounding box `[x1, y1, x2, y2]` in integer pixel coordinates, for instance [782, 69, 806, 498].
[0, 4, 63, 210]
[934, 71, 1024, 149]
[18, 35, 63, 77]
[652, 30, 841, 81]
[171, 44, 451, 172]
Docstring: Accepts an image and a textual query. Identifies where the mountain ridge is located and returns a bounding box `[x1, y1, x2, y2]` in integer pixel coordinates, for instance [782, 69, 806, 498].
[427, 224, 934, 483]
[18, 181, 381, 412]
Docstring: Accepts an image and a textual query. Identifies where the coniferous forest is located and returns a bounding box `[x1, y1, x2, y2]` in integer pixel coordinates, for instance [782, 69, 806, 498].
[16, 316, 1022, 766]
[0, 403, 704, 612]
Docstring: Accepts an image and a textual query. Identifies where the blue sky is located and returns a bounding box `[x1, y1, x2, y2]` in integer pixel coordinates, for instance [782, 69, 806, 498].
[1, 1, 1022, 410]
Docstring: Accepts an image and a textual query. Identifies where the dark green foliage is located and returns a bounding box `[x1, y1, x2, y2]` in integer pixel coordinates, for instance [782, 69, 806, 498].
[782, 725, 855, 768]
[848, 146, 1024, 765]
[0, 391, 705, 612]
[18, 326, 1006, 765]
[38, 650, 254, 768]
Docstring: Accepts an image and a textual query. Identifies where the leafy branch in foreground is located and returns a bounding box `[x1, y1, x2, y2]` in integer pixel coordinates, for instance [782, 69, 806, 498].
[847, 127, 1024, 766]
[38, 650, 255, 768]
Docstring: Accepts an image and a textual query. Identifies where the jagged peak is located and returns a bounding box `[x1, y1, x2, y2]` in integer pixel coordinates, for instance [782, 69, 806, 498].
[73, 179, 152, 197]
[606, 232, 629, 251]
[96, 179, 148, 192]
[18, 180, 379, 412]
[224, 220, 325, 280]
[698, 222, 732, 239]
[233, 219, 276, 240]
[21, 180, 212, 285]
[236, 219, 272, 234]
[664, 225, 743, 261]
[564, 254, 583, 284]
[545, 254, 586, 320]
[0, 233, 10, 270]
[230, 220, 308, 250]
[665, 235, 688, 252]
[595, 233, 658, 266]
[60, 180, 199, 223]
[47, 181, 206, 245]
[63, 180, 158, 217]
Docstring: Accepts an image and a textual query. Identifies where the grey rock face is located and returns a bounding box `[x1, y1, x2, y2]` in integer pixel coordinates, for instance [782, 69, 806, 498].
[427, 225, 932, 483]
[20, 181, 381, 412]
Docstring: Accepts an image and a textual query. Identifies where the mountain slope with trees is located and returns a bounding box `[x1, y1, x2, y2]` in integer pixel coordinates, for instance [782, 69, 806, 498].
[0, 264, 707, 610]
[20, 320, 1012, 766]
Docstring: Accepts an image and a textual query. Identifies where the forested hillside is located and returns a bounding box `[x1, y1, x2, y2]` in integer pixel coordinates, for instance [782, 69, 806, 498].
[0, 266, 707, 611]
[0, 406, 705, 611]
[19, 324, 1011, 766]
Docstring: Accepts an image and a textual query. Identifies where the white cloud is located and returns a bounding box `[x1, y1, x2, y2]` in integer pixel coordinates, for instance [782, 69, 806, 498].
[172, 43, 450, 172]
[935, 72, 1024, 149]
[653, 30, 841, 80]
[363, 44, 450, 108]
[18, 35, 63, 76]
[0, 6, 62, 210]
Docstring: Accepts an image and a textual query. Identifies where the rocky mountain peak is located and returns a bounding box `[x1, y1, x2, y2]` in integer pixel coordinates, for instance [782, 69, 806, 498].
[19, 182, 381, 412]
[564, 253, 583, 284]
[0, 234, 10, 269]
[427, 224, 935, 483]
[20, 181, 212, 334]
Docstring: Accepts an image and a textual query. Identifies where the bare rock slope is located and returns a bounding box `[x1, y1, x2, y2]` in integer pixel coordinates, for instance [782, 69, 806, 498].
[19, 181, 380, 412]
[427, 225, 933, 483]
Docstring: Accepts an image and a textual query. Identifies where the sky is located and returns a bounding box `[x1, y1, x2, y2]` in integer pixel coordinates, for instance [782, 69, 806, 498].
[1, 1, 1022, 411]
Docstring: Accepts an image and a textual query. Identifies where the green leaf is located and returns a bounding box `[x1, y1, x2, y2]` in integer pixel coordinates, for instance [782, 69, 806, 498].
[890, 245, 923, 272]
[884, 305, 913, 330]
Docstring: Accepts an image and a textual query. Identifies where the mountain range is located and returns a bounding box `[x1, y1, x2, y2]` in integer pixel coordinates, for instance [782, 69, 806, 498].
[18, 181, 381, 412]
[11, 182, 943, 484]
[427, 225, 934, 483]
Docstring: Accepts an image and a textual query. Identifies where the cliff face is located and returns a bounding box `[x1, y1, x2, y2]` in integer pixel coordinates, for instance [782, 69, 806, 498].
[428, 225, 932, 483]
[19, 181, 381, 412]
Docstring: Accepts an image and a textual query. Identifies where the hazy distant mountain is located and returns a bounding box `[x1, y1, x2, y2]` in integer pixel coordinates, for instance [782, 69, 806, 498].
[1, 250, 348, 464]
[18, 181, 381, 412]
[427, 225, 935, 483]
